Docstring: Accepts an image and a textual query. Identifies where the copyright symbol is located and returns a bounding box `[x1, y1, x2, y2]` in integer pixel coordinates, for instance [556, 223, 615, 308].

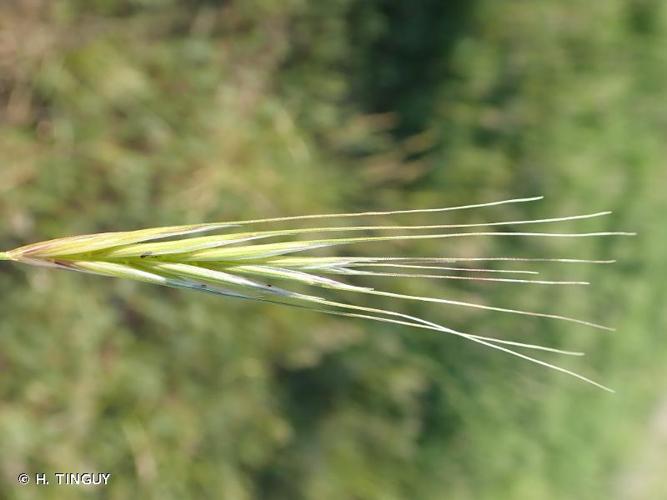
[17, 473, 29, 484]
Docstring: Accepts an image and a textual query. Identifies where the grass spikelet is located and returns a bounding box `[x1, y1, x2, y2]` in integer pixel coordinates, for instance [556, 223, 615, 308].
[1, 196, 634, 391]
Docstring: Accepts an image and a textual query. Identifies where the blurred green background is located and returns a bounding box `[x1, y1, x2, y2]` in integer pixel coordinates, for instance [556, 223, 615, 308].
[0, 1, 665, 499]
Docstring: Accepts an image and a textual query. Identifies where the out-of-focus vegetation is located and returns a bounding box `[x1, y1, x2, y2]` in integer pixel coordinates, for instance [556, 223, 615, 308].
[0, 1, 665, 499]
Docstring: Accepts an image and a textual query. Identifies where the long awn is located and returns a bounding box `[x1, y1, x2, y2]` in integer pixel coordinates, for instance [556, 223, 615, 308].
[0, 196, 634, 391]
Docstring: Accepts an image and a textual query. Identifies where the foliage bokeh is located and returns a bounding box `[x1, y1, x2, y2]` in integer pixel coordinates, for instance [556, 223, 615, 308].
[1, 1, 665, 499]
